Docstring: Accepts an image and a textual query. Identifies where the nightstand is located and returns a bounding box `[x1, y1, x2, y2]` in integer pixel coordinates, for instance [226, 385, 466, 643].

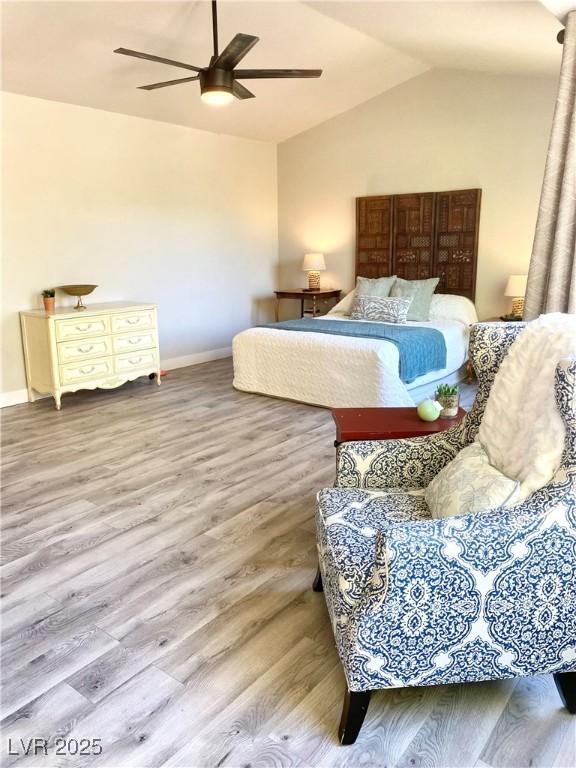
[274, 289, 341, 321]
[332, 406, 466, 446]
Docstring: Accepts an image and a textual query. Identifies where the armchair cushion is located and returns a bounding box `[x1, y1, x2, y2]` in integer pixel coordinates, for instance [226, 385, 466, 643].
[425, 443, 519, 519]
[478, 313, 576, 501]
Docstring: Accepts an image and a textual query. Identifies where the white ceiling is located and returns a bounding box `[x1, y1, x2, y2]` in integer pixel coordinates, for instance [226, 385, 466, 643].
[1, 1, 563, 142]
[310, 2, 563, 75]
[540, 0, 576, 22]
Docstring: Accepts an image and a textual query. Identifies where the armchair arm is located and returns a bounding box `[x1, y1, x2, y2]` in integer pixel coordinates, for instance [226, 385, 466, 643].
[336, 423, 467, 489]
[349, 495, 576, 688]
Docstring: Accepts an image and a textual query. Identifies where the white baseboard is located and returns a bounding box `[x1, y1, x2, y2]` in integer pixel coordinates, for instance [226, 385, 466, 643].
[161, 347, 232, 370]
[0, 389, 32, 408]
[0, 347, 233, 408]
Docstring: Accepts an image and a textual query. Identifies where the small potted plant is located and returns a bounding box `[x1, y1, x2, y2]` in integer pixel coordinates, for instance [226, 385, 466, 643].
[42, 289, 55, 313]
[435, 383, 460, 418]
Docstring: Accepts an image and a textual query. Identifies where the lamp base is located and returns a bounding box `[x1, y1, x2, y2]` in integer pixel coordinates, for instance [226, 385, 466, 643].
[511, 296, 524, 318]
[307, 271, 321, 291]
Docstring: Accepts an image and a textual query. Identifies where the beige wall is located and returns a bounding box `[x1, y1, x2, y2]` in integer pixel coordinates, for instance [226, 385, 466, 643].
[278, 69, 557, 321]
[1, 69, 560, 401]
[1, 92, 278, 401]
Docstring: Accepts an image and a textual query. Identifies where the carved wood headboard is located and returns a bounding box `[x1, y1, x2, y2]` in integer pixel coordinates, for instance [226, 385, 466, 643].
[356, 188, 481, 301]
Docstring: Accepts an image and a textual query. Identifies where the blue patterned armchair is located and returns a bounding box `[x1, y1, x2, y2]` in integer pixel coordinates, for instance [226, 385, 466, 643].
[314, 322, 576, 744]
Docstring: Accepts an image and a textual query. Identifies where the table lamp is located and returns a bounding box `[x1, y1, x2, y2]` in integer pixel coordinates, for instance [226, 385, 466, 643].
[302, 253, 326, 291]
[504, 274, 528, 318]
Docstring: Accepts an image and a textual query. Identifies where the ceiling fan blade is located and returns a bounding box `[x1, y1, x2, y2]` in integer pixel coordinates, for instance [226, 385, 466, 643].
[213, 34, 259, 70]
[234, 68, 322, 79]
[138, 75, 199, 90]
[232, 81, 255, 100]
[114, 48, 202, 73]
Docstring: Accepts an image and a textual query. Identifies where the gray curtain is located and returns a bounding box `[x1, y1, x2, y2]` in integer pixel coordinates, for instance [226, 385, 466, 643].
[524, 11, 576, 319]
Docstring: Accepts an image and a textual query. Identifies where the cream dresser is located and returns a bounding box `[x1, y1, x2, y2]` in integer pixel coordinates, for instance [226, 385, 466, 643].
[20, 302, 161, 410]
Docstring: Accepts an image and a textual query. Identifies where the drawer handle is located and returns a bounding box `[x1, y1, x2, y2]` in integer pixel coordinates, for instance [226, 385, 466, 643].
[126, 318, 141, 325]
[76, 324, 92, 332]
[128, 338, 142, 345]
[79, 365, 96, 375]
[129, 357, 143, 365]
[78, 345, 94, 353]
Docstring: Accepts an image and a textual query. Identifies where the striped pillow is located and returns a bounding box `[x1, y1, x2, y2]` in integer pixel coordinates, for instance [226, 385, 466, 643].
[351, 295, 412, 324]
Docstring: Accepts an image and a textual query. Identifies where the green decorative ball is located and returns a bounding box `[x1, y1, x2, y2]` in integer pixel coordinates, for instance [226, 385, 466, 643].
[417, 399, 442, 422]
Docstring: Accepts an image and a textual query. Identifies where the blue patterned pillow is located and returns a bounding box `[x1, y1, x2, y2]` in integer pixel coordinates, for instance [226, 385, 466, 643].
[351, 295, 412, 324]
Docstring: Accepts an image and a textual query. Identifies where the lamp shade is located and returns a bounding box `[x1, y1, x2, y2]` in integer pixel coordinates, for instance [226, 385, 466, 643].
[302, 253, 326, 272]
[504, 274, 527, 297]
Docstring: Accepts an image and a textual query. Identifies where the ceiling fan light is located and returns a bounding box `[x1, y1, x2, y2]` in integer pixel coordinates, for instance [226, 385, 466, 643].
[200, 89, 234, 106]
[199, 68, 235, 106]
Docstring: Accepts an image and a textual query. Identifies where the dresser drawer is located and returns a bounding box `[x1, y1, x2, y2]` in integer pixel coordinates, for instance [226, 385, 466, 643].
[114, 350, 157, 373]
[111, 310, 155, 334]
[55, 315, 111, 341]
[60, 358, 114, 385]
[58, 336, 113, 363]
[112, 330, 157, 354]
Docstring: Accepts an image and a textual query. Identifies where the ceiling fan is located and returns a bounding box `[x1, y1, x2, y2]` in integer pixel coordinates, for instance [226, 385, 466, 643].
[114, 0, 322, 106]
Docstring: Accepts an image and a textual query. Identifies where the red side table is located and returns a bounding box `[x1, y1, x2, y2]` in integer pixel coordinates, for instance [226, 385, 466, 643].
[332, 406, 467, 445]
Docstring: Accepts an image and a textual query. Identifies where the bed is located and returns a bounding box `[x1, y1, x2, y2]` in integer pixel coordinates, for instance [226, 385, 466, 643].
[232, 293, 477, 407]
[233, 190, 480, 408]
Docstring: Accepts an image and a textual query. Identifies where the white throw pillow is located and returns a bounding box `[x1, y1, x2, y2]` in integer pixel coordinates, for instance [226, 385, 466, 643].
[425, 443, 519, 519]
[477, 313, 576, 502]
[350, 295, 412, 324]
[429, 294, 478, 325]
[328, 290, 356, 316]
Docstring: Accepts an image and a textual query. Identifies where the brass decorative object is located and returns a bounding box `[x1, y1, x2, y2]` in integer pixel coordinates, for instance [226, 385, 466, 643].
[61, 284, 98, 311]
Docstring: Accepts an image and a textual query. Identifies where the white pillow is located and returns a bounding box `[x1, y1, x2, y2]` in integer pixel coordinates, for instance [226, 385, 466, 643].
[429, 294, 478, 325]
[477, 313, 576, 502]
[328, 290, 356, 316]
[425, 443, 519, 519]
[350, 295, 412, 324]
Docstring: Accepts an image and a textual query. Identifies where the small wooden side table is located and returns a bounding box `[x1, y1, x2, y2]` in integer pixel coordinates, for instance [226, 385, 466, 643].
[274, 289, 341, 321]
[332, 406, 467, 445]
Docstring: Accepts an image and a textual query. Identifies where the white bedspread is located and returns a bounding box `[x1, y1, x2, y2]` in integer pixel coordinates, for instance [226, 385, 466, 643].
[232, 295, 476, 408]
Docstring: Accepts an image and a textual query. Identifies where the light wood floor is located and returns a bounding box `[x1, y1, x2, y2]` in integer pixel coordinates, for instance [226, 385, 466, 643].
[1, 360, 574, 768]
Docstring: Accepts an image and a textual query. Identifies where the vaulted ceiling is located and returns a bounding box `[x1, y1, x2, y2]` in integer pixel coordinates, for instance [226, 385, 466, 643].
[1, 1, 563, 142]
